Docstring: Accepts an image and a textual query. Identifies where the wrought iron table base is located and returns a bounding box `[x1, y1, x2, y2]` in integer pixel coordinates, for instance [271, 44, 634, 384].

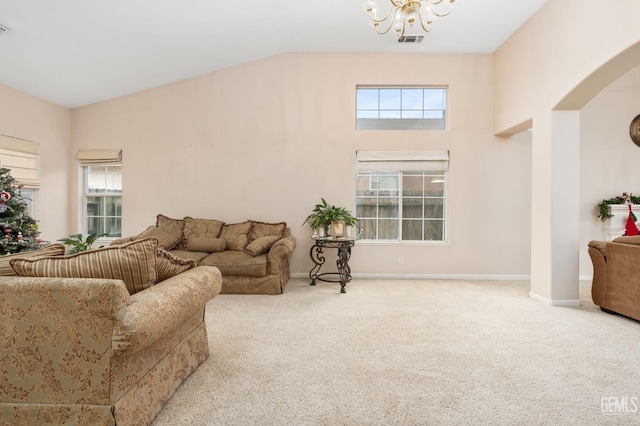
[309, 238, 354, 293]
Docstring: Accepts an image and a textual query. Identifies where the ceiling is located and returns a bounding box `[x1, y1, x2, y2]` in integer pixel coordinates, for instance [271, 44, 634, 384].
[0, 0, 549, 108]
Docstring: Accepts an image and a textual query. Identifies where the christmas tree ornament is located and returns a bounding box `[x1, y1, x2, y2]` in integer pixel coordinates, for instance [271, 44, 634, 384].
[0, 204, 6, 213]
[0, 191, 11, 202]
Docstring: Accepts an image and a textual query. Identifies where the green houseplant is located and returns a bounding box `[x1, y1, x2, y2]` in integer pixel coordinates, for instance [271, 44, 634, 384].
[302, 198, 358, 235]
[57, 232, 107, 254]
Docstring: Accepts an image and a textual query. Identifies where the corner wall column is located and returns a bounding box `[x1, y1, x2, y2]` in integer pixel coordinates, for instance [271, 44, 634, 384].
[530, 110, 581, 306]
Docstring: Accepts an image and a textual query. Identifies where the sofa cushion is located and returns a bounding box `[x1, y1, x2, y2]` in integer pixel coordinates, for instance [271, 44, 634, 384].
[156, 214, 185, 247]
[136, 225, 181, 250]
[10, 238, 158, 295]
[110, 235, 136, 246]
[0, 243, 67, 276]
[244, 235, 281, 256]
[187, 237, 226, 253]
[248, 220, 286, 242]
[199, 250, 268, 277]
[110, 227, 180, 250]
[613, 235, 640, 245]
[183, 217, 225, 247]
[220, 221, 251, 251]
[168, 249, 211, 263]
[156, 248, 198, 282]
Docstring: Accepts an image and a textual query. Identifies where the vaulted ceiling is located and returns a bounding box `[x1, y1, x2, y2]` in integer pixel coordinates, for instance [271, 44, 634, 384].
[0, 0, 549, 108]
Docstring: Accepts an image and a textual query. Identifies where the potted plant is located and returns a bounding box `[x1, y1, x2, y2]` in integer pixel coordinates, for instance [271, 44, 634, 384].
[303, 198, 358, 237]
[57, 232, 107, 254]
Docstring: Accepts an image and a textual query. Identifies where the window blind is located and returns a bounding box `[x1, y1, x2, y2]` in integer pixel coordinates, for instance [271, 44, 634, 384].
[356, 150, 449, 172]
[0, 134, 40, 188]
[77, 149, 122, 165]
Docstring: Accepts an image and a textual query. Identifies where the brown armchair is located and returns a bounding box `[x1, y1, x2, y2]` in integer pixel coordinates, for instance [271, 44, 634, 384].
[588, 236, 640, 321]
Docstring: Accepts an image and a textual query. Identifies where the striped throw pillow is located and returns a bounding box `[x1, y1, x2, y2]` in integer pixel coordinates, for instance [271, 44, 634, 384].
[0, 243, 67, 276]
[10, 238, 158, 295]
[156, 249, 198, 282]
[137, 226, 181, 250]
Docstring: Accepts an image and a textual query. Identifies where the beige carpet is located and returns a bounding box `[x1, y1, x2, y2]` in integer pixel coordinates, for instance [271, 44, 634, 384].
[151, 278, 640, 426]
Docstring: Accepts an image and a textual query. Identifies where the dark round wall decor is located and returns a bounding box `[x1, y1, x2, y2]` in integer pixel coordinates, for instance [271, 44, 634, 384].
[630, 114, 640, 147]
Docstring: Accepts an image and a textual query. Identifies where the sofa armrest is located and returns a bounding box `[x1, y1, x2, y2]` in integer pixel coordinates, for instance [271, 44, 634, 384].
[112, 266, 222, 356]
[0, 276, 131, 404]
[267, 236, 296, 275]
[588, 245, 607, 306]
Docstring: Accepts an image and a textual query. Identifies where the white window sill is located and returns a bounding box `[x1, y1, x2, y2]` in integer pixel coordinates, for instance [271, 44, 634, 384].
[355, 240, 451, 247]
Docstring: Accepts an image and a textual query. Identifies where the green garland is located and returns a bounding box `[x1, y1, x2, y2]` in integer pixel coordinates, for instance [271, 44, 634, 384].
[598, 195, 640, 221]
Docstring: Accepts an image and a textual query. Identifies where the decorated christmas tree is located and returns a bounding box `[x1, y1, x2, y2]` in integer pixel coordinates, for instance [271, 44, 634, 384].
[0, 167, 41, 255]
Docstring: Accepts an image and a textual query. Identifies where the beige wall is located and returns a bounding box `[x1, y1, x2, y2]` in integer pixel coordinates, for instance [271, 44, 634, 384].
[0, 83, 71, 242]
[493, 0, 640, 302]
[71, 53, 532, 276]
[494, 0, 640, 134]
[580, 65, 640, 275]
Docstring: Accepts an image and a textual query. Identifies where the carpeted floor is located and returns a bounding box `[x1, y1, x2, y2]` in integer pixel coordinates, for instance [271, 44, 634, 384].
[151, 278, 640, 426]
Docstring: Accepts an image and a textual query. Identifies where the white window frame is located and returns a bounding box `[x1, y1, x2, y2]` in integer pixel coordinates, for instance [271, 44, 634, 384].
[82, 164, 122, 239]
[356, 86, 448, 131]
[355, 151, 449, 244]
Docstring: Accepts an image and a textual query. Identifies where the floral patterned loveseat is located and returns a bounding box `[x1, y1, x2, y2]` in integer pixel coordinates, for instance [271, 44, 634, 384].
[0, 238, 223, 425]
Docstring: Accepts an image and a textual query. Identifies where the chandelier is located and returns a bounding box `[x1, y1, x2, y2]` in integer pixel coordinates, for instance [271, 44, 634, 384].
[364, 0, 456, 38]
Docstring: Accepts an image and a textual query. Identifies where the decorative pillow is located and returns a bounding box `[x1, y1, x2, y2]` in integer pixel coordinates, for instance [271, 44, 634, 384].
[156, 214, 185, 247]
[0, 243, 67, 276]
[136, 225, 181, 250]
[183, 217, 225, 247]
[110, 236, 136, 246]
[244, 235, 281, 256]
[248, 221, 286, 242]
[219, 221, 252, 251]
[156, 249, 198, 282]
[10, 238, 158, 295]
[187, 237, 226, 253]
[613, 235, 640, 245]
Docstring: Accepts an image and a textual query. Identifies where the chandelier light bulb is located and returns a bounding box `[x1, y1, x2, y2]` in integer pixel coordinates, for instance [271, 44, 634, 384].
[406, 11, 417, 26]
[365, 1, 377, 15]
[393, 19, 404, 34]
[424, 5, 433, 18]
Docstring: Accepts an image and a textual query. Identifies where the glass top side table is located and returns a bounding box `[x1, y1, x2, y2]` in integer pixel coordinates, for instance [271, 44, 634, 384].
[309, 237, 355, 293]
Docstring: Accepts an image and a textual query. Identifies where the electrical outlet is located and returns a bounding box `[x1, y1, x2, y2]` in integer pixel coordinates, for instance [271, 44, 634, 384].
[398, 256, 404, 265]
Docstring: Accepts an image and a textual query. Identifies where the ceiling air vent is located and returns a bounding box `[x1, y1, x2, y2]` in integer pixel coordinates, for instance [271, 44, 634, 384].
[0, 24, 10, 34]
[397, 35, 423, 43]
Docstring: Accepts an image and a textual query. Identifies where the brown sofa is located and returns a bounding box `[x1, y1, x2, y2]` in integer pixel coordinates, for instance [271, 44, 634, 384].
[114, 215, 296, 295]
[588, 236, 640, 321]
[0, 239, 223, 425]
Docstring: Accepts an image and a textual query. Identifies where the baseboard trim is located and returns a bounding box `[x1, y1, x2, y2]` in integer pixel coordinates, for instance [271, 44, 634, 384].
[291, 272, 531, 281]
[529, 291, 581, 307]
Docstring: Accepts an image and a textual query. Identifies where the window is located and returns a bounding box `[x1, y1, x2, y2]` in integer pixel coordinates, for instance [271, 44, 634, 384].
[19, 188, 37, 219]
[83, 165, 122, 237]
[356, 87, 447, 130]
[356, 151, 448, 242]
